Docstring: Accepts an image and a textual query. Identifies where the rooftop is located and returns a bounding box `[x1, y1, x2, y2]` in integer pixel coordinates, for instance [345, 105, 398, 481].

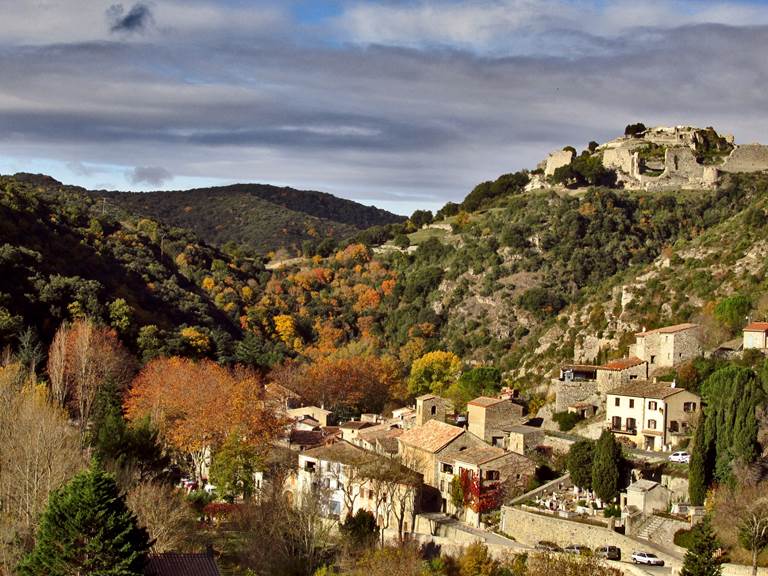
[636, 323, 699, 336]
[287, 405, 332, 417]
[627, 479, 661, 492]
[505, 425, 544, 435]
[398, 419, 464, 453]
[289, 429, 327, 447]
[561, 364, 599, 371]
[467, 396, 504, 408]
[416, 394, 437, 401]
[599, 356, 645, 371]
[744, 322, 768, 332]
[145, 552, 221, 576]
[301, 440, 371, 465]
[607, 379, 689, 400]
[448, 444, 507, 466]
[339, 420, 374, 430]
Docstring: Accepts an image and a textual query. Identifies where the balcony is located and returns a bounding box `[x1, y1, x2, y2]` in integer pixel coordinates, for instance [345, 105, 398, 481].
[609, 425, 637, 435]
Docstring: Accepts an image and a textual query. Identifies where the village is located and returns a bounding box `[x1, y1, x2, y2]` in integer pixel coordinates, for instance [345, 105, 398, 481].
[172, 320, 768, 576]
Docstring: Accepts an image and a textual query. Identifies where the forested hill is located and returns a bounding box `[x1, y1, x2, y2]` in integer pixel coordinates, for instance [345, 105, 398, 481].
[92, 183, 404, 255]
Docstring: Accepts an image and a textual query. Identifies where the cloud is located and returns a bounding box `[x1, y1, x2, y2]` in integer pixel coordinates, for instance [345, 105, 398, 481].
[108, 3, 154, 34]
[127, 166, 173, 186]
[1, 1, 768, 211]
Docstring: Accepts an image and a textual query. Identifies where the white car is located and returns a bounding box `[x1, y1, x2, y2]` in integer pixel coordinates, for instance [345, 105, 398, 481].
[632, 551, 665, 566]
[668, 451, 690, 463]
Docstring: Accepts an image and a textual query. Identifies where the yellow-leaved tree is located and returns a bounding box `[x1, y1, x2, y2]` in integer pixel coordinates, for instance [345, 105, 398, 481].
[407, 350, 461, 397]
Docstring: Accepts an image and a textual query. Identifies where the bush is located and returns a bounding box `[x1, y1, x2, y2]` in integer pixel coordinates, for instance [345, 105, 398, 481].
[674, 528, 696, 549]
[553, 411, 584, 431]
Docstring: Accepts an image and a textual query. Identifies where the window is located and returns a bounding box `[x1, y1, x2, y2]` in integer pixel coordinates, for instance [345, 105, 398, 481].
[485, 470, 500, 481]
[629, 375, 638, 380]
[629, 399, 635, 408]
[648, 401, 658, 410]
[647, 419, 657, 430]
[626, 417, 636, 431]
[431, 405, 436, 415]
[305, 461, 316, 472]
[614, 397, 620, 407]
[684, 402, 697, 413]
[612, 416, 622, 429]
[492, 436, 504, 447]
[441, 463, 454, 474]
[650, 355, 656, 364]
[669, 421, 679, 433]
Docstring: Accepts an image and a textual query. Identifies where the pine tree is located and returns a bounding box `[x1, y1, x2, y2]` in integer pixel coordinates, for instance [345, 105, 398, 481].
[681, 515, 722, 576]
[17, 463, 151, 576]
[592, 430, 622, 502]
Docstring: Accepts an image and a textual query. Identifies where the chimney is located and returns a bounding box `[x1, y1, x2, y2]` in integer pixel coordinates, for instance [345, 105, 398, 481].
[671, 379, 676, 388]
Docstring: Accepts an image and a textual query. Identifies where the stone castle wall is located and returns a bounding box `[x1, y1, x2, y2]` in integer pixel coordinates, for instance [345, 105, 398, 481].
[544, 149, 575, 176]
[720, 144, 768, 173]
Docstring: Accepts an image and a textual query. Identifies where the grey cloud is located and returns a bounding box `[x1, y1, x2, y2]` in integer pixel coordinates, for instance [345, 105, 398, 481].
[1, 17, 768, 210]
[108, 3, 154, 33]
[128, 166, 172, 186]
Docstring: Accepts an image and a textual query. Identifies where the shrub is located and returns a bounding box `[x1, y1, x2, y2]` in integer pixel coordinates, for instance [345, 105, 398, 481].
[553, 411, 584, 431]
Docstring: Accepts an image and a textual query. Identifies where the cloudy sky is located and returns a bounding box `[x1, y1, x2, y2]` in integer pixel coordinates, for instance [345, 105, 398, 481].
[1, 0, 768, 214]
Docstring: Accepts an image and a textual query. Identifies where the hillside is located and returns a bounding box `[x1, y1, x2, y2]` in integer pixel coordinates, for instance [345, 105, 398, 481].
[93, 183, 404, 255]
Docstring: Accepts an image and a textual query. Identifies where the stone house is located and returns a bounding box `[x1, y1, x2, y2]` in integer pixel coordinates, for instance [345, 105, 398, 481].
[296, 440, 422, 528]
[287, 406, 333, 427]
[506, 425, 545, 456]
[605, 380, 700, 451]
[554, 364, 599, 412]
[397, 419, 485, 488]
[467, 396, 524, 446]
[743, 322, 768, 350]
[596, 357, 647, 394]
[623, 479, 672, 515]
[629, 323, 701, 369]
[339, 420, 374, 442]
[415, 394, 453, 427]
[354, 423, 404, 456]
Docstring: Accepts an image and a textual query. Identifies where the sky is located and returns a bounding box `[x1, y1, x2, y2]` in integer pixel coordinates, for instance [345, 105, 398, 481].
[1, 1, 768, 214]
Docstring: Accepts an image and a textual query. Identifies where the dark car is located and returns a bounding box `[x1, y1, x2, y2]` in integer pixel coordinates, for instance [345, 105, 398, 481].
[594, 545, 621, 561]
[563, 544, 591, 555]
[535, 540, 562, 553]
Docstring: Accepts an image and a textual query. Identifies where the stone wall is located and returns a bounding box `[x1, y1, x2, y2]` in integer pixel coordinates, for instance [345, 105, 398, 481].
[544, 149, 575, 177]
[596, 362, 647, 394]
[554, 378, 598, 412]
[720, 144, 768, 173]
[500, 506, 681, 565]
[602, 147, 634, 173]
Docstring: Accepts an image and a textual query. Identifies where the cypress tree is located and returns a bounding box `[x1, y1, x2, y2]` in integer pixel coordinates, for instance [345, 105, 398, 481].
[592, 430, 622, 502]
[566, 439, 595, 490]
[18, 463, 151, 576]
[688, 416, 710, 506]
[680, 515, 722, 576]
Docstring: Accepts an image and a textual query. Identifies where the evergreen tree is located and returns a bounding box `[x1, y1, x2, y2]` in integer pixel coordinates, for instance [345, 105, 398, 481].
[18, 464, 151, 576]
[689, 417, 710, 506]
[566, 439, 595, 490]
[681, 515, 722, 576]
[592, 430, 622, 502]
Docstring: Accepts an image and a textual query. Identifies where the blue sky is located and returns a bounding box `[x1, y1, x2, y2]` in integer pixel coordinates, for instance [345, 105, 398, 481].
[1, 0, 768, 214]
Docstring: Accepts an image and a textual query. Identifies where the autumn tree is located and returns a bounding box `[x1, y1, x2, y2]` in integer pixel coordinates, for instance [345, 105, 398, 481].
[407, 351, 461, 396]
[126, 481, 197, 552]
[0, 364, 86, 573]
[717, 478, 768, 576]
[46, 318, 135, 440]
[125, 357, 281, 481]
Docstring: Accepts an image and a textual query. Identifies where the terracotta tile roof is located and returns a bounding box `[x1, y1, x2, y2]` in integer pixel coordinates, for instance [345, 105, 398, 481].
[744, 322, 768, 332]
[606, 379, 688, 400]
[635, 322, 699, 336]
[289, 430, 326, 447]
[447, 444, 506, 466]
[599, 356, 645, 371]
[398, 419, 465, 453]
[357, 424, 403, 443]
[467, 396, 503, 408]
[145, 552, 221, 576]
[339, 420, 374, 430]
[265, 383, 301, 399]
[301, 440, 371, 465]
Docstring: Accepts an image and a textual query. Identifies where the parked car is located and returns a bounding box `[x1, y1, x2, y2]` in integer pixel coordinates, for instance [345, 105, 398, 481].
[631, 551, 665, 566]
[563, 544, 591, 555]
[535, 541, 562, 552]
[668, 451, 690, 463]
[594, 545, 621, 561]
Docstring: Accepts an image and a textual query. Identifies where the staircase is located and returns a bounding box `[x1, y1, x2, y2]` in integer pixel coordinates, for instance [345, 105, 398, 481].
[636, 514, 666, 540]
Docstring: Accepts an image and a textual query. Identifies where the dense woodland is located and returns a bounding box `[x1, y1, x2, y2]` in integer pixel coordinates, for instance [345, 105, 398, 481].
[94, 182, 404, 255]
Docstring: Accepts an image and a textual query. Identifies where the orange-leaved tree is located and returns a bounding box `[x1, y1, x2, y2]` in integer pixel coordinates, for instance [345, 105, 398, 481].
[124, 357, 281, 481]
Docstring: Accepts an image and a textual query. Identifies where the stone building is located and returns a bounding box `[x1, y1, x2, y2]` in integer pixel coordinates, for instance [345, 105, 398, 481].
[623, 479, 672, 515]
[415, 394, 452, 427]
[743, 322, 768, 350]
[467, 396, 524, 446]
[287, 406, 333, 427]
[554, 364, 599, 412]
[596, 357, 647, 394]
[506, 425, 545, 456]
[543, 148, 575, 177]
[605, 380, 700, 451]
[629, 323, 701, 370]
